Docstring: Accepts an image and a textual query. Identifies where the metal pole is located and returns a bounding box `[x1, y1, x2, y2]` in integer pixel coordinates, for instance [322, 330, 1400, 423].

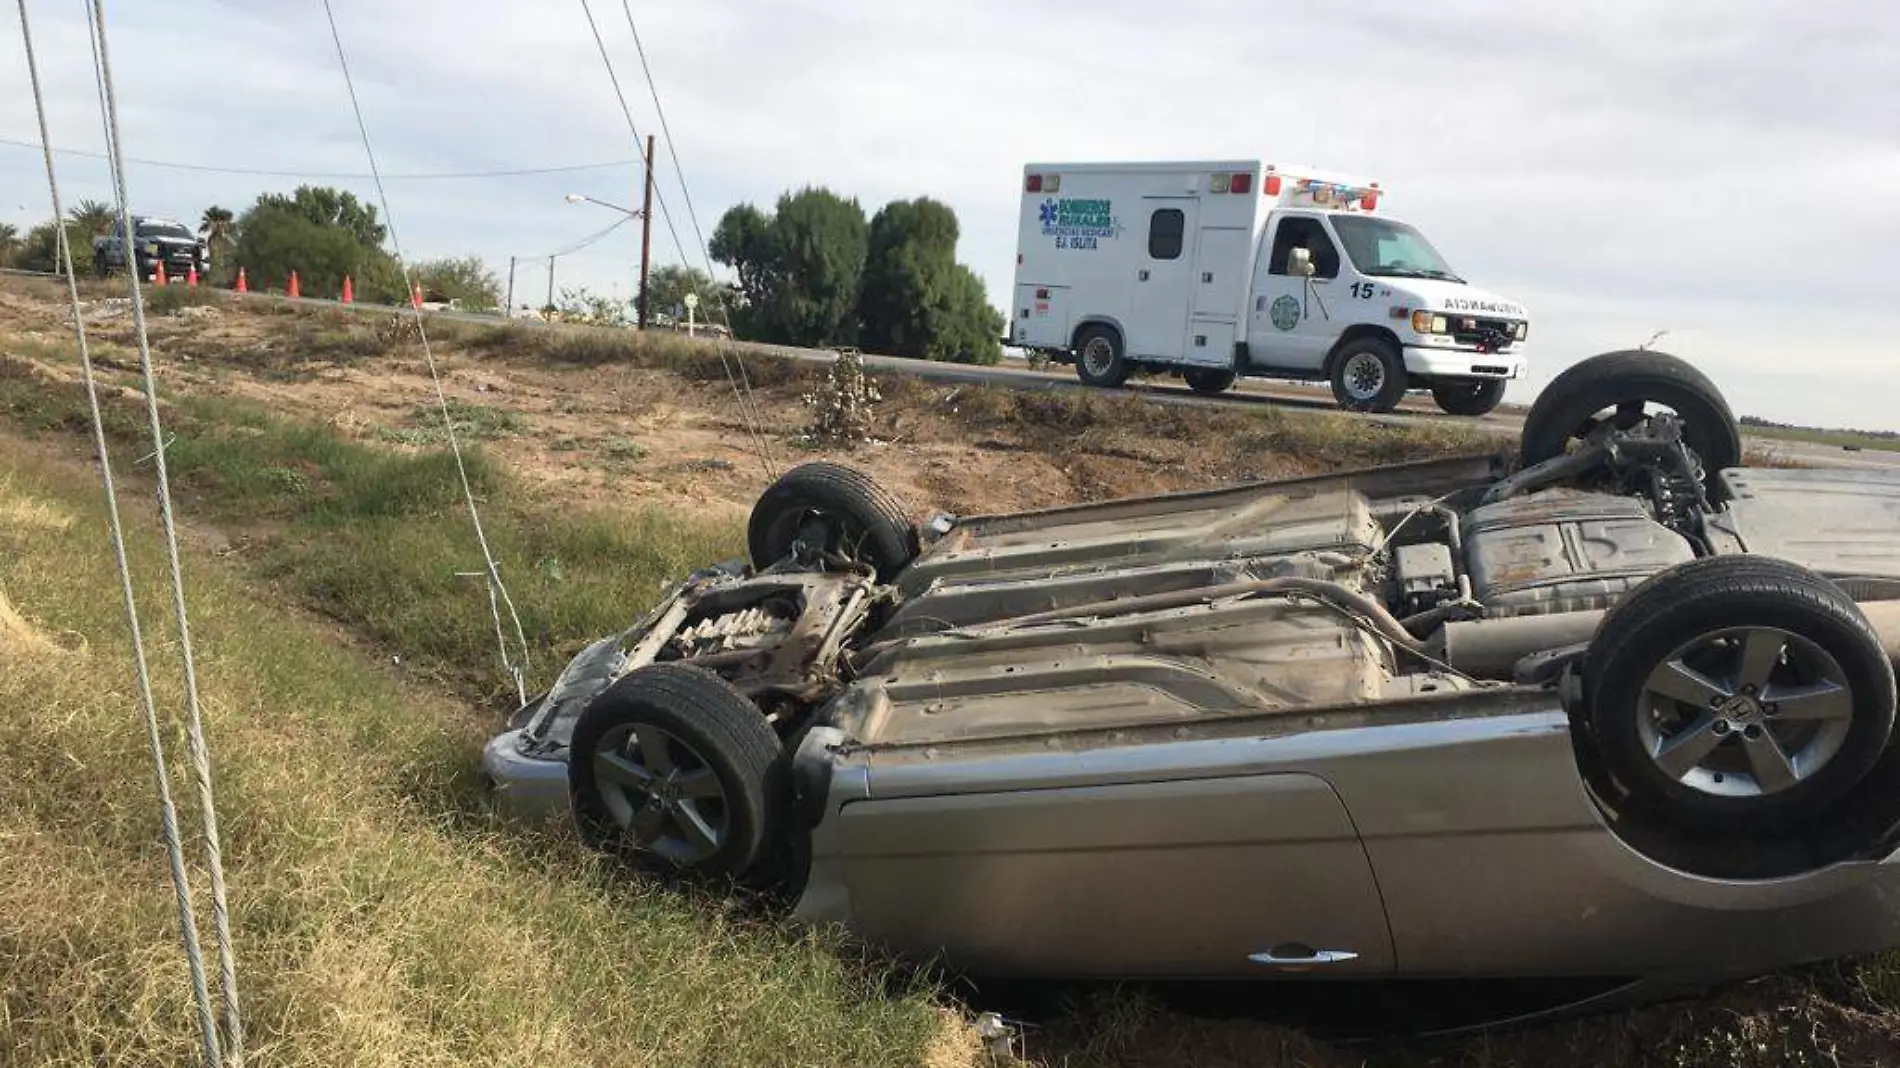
[637, 133, 653, 330]
[505, 255, 515, 315]
[546, 254, 555, 314]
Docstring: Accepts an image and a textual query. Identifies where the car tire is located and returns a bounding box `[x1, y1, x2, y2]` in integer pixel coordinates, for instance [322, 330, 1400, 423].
[1073, 324, 1131, 388]
[569, 664, 786, 879]
[1182, 368, 1237, 396]
[1584, 555, 1897, 832]
[1519, 350, 1742, 489]
[1430, 377, 1506, 416]
[1329, 337, 1408, 413]
[748, 461, 917, 580]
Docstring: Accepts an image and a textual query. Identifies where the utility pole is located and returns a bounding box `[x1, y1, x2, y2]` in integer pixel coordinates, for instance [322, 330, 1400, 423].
[546, 255, 555, 314]
[505, 255, 516, 315]
[637, 133, 654, 330]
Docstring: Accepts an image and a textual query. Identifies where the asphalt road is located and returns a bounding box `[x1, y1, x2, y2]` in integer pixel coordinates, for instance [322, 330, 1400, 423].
[18, 271, 1895, 473]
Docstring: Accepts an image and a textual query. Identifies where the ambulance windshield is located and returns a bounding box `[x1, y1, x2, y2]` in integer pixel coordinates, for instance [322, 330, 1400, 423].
[1330, 216, 1463, 283]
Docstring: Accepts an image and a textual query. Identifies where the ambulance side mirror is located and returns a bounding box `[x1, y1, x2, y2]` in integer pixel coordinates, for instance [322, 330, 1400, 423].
[1287, 247, 1316, 278]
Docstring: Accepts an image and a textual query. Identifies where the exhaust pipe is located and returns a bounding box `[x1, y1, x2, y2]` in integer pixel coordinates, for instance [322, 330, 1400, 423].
[1441, 600, 1900, 680]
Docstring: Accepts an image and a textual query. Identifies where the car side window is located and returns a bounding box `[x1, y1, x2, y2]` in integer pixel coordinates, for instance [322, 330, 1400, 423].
[1267, 217, 1341, 280]
[1148, 208, 1185, 260]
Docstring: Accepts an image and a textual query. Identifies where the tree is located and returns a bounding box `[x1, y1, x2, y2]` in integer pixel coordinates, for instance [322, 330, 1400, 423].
[409, 256, 501, 311]
[0, 224, 18, 268]
[252, 186, 386, 247]
[709, 202, 776, 335]
[859, 197, 959, 359]
[644, 264, 722, 322]
[770, 188, 867, 346]
[710, 188, 865, 346]
[859, 197, 1001, 364]
[922, 264, 1004, 365]
[199, 205, 236, 254]
[66, 199, 116, 238]
[233, 192, 399, 301]
[14, 218, 86, 275]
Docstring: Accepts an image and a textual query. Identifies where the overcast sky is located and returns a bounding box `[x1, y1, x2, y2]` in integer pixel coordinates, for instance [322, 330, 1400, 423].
[5, 0, 1897, 429]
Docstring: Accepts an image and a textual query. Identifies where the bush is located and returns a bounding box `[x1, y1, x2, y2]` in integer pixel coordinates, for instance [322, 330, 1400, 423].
[801, 347, 881, 446]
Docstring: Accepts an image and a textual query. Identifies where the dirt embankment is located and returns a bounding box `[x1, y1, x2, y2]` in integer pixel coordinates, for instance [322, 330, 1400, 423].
[0, 281, 1501, 525]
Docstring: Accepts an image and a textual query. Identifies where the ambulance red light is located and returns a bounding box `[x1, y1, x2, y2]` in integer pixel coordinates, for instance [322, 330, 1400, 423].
[1026, 174, 1043, 193]
[1361, 191, 1380, 211]
[1264, 173, 1282, 196]
[1230, 172, 1252, 194]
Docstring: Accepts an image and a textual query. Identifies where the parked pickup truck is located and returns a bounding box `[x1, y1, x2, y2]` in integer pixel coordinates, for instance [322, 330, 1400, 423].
[92, 215, 209, 282]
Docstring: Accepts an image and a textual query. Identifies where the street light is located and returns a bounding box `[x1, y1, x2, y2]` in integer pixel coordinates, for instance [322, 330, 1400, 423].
[565, 137, 656, 329]
[564, 192, 643, 218]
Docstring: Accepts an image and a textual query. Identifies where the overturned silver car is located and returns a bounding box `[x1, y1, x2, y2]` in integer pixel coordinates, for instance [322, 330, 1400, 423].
[486, 350, 1900, 991]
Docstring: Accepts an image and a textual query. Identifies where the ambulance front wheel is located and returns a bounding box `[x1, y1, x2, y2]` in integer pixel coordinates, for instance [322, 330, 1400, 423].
[1330, 338, 1408, 413]
[1073, 325, 1131, 388]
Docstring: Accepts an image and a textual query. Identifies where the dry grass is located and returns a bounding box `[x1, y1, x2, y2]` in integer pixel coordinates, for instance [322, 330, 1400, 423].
[0, 454, 964, 1068]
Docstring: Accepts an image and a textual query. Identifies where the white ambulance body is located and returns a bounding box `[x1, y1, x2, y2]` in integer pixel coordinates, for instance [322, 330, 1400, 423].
[1009, 160, 1528, 415]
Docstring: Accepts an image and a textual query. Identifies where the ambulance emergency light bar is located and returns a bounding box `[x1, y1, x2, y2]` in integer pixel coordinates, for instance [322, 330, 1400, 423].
[1264, 165, 1381, 212]
[1024, 166, 1380, 211]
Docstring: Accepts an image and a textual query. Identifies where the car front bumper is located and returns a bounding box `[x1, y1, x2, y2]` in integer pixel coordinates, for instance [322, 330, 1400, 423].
[481, 728, 571, 821]
[1402, 345, 1525, 379]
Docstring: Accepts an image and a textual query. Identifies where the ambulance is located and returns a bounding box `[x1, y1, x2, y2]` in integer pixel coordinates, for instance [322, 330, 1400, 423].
[1009, 160, 1529, 415]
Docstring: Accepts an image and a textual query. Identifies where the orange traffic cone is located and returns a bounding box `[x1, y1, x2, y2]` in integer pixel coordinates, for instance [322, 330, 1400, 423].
[410, 281, 423, 309]
[341, 275, 354, 304]
[187, 265, 199, 288]
[154, 260, 167, 287]
[236, 266, 248, 294]
[288, 271, 301, 299]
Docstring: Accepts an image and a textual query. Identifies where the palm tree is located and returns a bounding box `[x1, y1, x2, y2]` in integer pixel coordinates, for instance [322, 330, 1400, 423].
[0, 223, 18, 268]
[66, 199, 115, 238]
[199, 205, 235, 255]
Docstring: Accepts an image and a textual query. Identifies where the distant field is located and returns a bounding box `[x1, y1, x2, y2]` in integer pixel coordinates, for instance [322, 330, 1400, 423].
[1741, 422, 1900, 453]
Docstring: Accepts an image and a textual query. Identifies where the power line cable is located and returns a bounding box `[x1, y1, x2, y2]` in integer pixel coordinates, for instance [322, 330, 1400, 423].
[576, 0, 777, 479]
[319, 0, 531, 709]
[536, 213, 632, 260]
[617, 0, 755, 408]
[0, 135, 641, 181]
[17, 2, 231, 1056]
[86, 0, 246, 1058]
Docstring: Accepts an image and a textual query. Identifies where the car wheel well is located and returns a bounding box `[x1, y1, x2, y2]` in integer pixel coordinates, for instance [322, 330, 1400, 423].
[1071, 318, 1123, 353]
[1324, 325, 1403, 377]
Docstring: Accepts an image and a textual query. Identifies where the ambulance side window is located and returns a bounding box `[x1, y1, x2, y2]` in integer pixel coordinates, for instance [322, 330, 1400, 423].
[1267, 217, 1340, 279]
[1148, 209, 1185, 260]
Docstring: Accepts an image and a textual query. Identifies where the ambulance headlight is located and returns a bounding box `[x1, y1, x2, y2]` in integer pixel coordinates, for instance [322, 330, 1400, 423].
[1410, 310, 1449, 335]
[1514, 322, 1529, 341]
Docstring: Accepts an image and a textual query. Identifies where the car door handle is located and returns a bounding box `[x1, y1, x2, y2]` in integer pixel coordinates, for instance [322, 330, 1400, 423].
[1137, 269, 1150, 281]
[1248, 947, 1359, 968]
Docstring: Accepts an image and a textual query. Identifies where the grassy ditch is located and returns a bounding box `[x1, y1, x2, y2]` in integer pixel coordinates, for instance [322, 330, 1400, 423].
[0, 441, 967, 1066]
[0, 351, 739, 702]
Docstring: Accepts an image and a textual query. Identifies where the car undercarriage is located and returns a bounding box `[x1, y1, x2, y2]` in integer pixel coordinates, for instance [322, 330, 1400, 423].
[485, 349, 1900, 988]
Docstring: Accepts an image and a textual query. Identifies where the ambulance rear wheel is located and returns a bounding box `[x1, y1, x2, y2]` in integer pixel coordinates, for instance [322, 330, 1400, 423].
[1182, 368, 1237, 396]
[1431, 377, 1506, 416]
[1330, 338, 1408, 413]
[1074, 325, 1131, 388]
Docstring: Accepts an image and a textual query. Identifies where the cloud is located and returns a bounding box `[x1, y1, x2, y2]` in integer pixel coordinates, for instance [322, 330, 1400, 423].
[3, 0, 1895, 428]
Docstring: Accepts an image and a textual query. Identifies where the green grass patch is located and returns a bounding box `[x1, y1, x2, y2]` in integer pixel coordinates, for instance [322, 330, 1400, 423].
[377, 400, 526, 448]
[142, 284, 221, 316]
[0, 453, 965, 1067]
[0, 362, 737, 701]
